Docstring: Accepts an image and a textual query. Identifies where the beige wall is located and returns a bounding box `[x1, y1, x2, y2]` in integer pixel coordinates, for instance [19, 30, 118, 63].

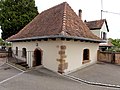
[90, 22, 108, 39]
[63, 41, 99, 73]
[91, 30, 100, 38]
[12, 40, 99, 73]
[12, 40, 61, 72]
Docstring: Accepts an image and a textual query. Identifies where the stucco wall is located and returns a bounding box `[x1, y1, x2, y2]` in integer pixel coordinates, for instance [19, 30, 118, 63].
[12, 40, 99, 73]
[90, 22, 108, 39]
[63, 41, 99, 73]
[100, 22, 108, 39]
[91, 30, 100, 37]
[12, 40, 61, 72]
[101, 22, 108, 33]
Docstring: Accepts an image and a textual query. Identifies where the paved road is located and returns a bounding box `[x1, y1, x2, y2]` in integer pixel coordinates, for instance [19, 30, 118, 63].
[0, 64, 119, 90]
[0, 58, 6, 66]
[0, 64, 21, 82]
[69, 62, 120, 86]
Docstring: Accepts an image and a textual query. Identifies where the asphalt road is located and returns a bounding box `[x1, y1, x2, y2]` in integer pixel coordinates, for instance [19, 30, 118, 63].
[69, 62, 120, 86]
[0, 63, 119, 90]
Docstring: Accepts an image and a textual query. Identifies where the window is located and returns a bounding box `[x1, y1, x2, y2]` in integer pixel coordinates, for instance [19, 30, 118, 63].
[83, 49, 90, 64]
[16, 47, 18, 56]
[22, 48, 26, 58]
[103, 32, 106, 40]
[101, 32, 103, 38]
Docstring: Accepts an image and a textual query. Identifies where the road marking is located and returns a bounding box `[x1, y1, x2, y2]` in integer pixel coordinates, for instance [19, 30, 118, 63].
[0, 62, 28, 84]
[0, 71, 25, 84]
[0, 63, 5, 67]
[6, 63, 25, 72]
[0, 58, 6, 67]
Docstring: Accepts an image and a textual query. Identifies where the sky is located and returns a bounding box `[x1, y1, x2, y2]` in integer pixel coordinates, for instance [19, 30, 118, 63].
[35, 0, 120, 39]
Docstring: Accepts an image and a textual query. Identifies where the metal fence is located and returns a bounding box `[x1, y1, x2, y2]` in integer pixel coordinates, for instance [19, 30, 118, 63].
[8, 50, 34, 68]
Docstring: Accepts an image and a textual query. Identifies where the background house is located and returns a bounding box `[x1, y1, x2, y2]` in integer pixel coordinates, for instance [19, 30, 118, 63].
[85, 19, 109, 40]
[7, 2, 103, 74]
[85, 19, 113, 51]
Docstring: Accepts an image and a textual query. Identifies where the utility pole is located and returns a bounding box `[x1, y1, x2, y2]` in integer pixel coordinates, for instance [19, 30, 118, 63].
[101, 0, 103, 19]
[100, 0, 120, 18]
[101, 10, 103, 19]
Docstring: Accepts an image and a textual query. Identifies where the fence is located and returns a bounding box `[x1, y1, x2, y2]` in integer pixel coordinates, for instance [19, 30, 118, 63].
[0, 49, 34, 68]
[8, 50, 33, 67]
[0, 50, 8, 58]
[98, 50, 120, 64]
[12, 50, 26, 62]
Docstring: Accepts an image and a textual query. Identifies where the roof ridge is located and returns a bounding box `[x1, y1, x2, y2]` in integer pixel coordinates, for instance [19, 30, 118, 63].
[60, 2, 68, 36]
[39, 2, 67, 14]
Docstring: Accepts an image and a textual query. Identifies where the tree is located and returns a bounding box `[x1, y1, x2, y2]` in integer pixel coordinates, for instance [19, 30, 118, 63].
[0, 0, 38, 40]
[111, 39, 120, 48]
[111, 38, 120, 52]
[0, 38, 4, 46]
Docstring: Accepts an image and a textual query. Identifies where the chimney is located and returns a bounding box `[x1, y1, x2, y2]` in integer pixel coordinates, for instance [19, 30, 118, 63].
[84, 20, 87, 22]
[79, 9, 82, 19]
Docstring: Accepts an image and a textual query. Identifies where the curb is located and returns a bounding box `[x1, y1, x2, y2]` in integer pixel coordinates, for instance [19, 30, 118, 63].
[0, 63, 5, 67]
[64, 74, 120, 88]
[0, 58, 7, 67]
[6, 63, 26, 72]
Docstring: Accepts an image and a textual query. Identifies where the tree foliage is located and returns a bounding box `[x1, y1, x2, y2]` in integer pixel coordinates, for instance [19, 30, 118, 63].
[0, 38, 11, 46]
[0, 38, 4, 46]
[111, 38, 120, 52]
[111, 39, 120, 48]
[0, 0, 38, 40]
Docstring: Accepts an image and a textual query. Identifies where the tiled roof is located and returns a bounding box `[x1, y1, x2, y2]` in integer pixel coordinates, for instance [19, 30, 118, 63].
[85, 19, 109, 32]
[99, 42, 113, 47]
[7, 2, 101, 42]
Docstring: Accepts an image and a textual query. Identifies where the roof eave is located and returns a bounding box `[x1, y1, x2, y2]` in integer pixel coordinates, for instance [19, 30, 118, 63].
[7, 35, 105, 43]
[89, 28, 101, 30]
[105, 20, 109, 32]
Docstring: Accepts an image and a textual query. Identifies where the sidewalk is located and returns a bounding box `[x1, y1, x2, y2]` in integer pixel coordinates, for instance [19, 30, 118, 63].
[69, 63, 120, 86]
[0, 58, 6, 66]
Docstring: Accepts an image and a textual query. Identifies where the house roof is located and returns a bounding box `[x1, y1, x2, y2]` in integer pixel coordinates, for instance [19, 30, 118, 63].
[7, 2, 103, 43]
[85, 19, 109, 32]
[99, 43, 113, 47]
[99, 42, 113, 47]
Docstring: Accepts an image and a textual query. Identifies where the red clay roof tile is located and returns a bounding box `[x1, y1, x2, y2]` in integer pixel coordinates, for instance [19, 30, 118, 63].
[7, 2, 101, 41]
[85, 19, 109, 32]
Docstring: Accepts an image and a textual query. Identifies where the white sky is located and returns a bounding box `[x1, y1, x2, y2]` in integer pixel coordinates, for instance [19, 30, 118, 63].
[35, 0, 120, 39]
[0, 0, 119, 39]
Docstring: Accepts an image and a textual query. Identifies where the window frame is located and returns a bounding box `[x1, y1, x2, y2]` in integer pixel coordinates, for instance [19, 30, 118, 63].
[103, 32, 106, 40]
[22, 48, 27, 58]
[16, 47, 18, 56]
[82, 49, 90, 64]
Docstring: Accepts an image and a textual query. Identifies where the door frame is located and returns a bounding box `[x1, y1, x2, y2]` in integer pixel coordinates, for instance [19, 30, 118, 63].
[33, 48, 43, 67]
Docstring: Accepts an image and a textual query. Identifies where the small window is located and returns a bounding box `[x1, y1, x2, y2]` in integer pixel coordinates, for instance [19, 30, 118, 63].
[16, 47, 18, 56]
[101, 32, 103, 38]
[22, 48, 26, 58]
[83, 49, 89, 61]
[103, 32, 106, 40]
